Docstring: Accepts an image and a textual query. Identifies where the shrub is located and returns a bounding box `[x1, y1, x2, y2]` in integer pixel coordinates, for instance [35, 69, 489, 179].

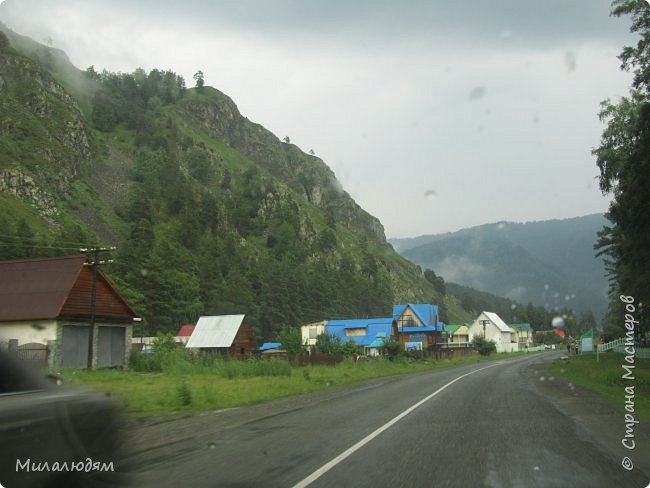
[176, 381, 192, 406]
[313, 332, 344, 354]
[276, 325, 307, 354]
[474, 336, 497, 356]
[381, 338, 404, 360]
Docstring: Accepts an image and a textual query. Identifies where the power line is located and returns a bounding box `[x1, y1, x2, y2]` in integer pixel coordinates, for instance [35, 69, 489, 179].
[81, 246, 117, 370]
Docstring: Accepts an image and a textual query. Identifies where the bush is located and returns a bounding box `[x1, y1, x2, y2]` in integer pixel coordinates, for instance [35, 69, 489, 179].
[313, 332, 344, 354]
[276, 325, 307, 354]
[381, 338, 404, 360]
[474, 336, 497, 356]
[176, 381, 192, 406]
[152, 333, 177, 353]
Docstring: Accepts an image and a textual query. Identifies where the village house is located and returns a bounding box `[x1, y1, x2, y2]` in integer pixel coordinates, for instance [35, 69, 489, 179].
[0, 255, 139, 370]
[325, 317, 393, 356]
[185, 315, 256, 357]
[300, 320, 327, 350]
[468, 311, 519, 353]
[392, 303, 444, 351]
[510, 323, 534, 349]
[176, 324, 196, 345]
[443, 323, 471, 348]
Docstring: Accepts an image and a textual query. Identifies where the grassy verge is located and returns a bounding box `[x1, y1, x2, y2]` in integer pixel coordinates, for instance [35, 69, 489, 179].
[64, 351, 537, 416]
[550, 352, 650, 421]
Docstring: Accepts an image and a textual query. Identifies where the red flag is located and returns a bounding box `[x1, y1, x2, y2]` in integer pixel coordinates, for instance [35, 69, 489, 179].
[553, 327, 565, 338]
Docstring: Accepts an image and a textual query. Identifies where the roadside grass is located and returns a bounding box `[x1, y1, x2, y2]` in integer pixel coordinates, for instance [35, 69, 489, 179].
[550, 352, 650, 421]
[64, 350, 539, 415]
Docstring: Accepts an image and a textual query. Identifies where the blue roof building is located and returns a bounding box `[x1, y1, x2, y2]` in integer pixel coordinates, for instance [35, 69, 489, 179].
[324, 317, 393, 352]
[392, 303, 445, 351]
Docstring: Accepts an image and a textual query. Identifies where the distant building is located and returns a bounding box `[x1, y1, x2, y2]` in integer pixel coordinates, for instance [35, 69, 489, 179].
[392, 304, 444, 351]
[301, 321, 327, 350]
[0, 255, 139, 370]
[325, 317, 393, 356]
[468, 312, 518, 353]
[510, 323, 533, 348]
[444, 323, 471, 348]
[176, 324, 196, 345]
[185, 315, 256, 357]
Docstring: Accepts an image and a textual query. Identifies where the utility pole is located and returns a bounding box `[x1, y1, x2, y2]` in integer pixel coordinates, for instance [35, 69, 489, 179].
[81, 246, 115, 369]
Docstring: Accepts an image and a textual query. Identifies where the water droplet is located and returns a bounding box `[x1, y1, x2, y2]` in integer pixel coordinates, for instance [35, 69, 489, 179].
[552, 316, 565, 328]
[497, 222, 505, 229]
[548, 376, 555, 381]
[140, 269, 148, 277]
[565, 50, 577, 73]
[534, 466, 540, 471]
[424, 190, 437, 200]
[511, 303, 517, 310]
[208, 442, 216, 449]
[539, 376, 546, 382]
[544, 284, 549, 290]
[468, 86, 486, 101]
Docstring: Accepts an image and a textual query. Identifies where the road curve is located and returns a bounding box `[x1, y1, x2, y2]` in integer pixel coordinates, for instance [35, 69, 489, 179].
[125, 353, 649, 488]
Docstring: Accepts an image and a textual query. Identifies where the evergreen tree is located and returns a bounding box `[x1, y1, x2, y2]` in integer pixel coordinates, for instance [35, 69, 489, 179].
[593, 0, 650, 338]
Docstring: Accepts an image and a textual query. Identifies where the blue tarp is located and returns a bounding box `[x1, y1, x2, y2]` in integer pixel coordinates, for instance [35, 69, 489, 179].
[259, 342, 282, 351]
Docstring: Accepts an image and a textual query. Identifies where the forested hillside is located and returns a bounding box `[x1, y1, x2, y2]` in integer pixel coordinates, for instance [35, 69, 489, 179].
[390, 216, 609, 321]
[0, 24, 466, 339]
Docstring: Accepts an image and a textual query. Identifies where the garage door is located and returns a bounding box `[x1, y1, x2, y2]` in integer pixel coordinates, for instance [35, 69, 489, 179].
[98, 327, 125, 368]
[61, 325, 90, 369]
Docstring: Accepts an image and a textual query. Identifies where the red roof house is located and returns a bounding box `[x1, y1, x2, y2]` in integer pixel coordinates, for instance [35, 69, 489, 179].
[0, 255, 139, 370]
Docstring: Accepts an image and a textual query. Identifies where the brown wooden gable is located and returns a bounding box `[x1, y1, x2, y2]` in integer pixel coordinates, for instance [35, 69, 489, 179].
[58, 265, 138, 320]
[228, 322, 257, 357]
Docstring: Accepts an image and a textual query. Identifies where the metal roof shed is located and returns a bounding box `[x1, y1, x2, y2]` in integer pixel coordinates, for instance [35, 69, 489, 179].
[186, 315, 245, 348]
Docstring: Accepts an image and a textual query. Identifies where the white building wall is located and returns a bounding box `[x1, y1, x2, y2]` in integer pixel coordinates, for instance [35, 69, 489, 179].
[0, 320, 58, 346]
[469, 313, 518, 353]
[301, 321, 326, 348]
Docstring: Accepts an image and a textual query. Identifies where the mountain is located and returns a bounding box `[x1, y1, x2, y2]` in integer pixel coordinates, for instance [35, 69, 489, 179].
[389, 215, 610, 321]
[0, 23, 473, 339]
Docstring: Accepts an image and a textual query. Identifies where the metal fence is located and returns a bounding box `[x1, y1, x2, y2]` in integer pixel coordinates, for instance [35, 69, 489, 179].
[5, 341, 50, 370]
[596, 338, 650, 359]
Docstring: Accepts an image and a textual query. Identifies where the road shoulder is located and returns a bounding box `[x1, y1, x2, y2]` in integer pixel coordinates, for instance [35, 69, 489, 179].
[532, 355, 650, 481]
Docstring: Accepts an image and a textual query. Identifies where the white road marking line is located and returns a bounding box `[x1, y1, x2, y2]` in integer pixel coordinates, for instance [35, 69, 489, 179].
[292, 362, 503, 488]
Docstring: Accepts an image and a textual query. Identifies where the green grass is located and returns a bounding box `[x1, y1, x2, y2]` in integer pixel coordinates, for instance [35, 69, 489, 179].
[64, 351, 536, 416]
[550, 352, 650, 421]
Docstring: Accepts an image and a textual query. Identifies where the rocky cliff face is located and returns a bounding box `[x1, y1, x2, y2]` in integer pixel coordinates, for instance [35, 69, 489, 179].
[0, 37, 93, 220]
[178, 90, 386, 243]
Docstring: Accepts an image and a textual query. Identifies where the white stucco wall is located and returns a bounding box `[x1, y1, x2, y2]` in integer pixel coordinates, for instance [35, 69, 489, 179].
[0, 320, 57, 346]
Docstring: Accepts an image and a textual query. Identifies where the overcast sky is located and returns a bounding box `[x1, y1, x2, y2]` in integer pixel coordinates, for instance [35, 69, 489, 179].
[0, 0, 637, 237]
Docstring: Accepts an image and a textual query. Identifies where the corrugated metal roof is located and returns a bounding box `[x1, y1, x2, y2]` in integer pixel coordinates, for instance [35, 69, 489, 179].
[177, 324, 196, 337]
[325, 318, 393, 347]
[445, 324, 461, 334]
[482, 312, 513, 333]
[392, 303, 440, 326]
[185, 315, 245, 348]
[510, 323, 531, 331]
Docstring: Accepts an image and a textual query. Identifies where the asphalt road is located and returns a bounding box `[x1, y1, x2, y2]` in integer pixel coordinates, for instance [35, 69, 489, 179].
[122, 353, 650, 488]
